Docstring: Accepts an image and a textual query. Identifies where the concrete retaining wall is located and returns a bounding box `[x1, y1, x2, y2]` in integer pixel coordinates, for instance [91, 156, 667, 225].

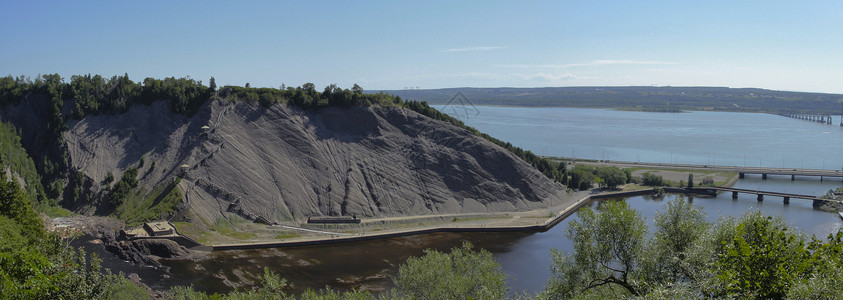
[211, 189, 658, 251]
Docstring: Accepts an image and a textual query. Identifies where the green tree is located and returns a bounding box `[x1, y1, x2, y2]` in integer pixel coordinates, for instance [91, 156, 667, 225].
[596, 166, 627, 189]
[209, 76, 216, 91]
[641, 172, 665, 186]
[352, 83, 363, 94]
[0, 166, 147, 299]
[687, 173, 694, 188]
[716, 213, 811, 299]
[641, 197, 709, 286]
[569, 166, 595, 190]
[622, 168, 633, 184]
[788, 233, 843, 299]
[109, 167, 138, 206]
[394, 242, 507, 300]
[545, 197, 843, 299]
[545, 201, 647, 297]
[0, 167, 44, 240]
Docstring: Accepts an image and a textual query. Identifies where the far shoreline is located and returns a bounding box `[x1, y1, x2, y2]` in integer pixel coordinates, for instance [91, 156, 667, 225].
[431, 103, 799, 115]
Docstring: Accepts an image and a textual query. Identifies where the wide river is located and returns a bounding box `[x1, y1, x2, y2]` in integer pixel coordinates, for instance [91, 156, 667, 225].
[82, 107, 843, 295]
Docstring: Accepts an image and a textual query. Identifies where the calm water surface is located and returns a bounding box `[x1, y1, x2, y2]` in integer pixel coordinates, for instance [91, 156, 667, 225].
[434, 106, 843, 170]
[87, 107, 842, 295]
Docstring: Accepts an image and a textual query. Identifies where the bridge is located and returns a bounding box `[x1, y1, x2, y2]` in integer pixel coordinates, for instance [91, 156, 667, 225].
[687, 186, 839, 204]
[572, 160, 843, 182]
[782, 114, 842, 126]
[735, 167, 843, 182]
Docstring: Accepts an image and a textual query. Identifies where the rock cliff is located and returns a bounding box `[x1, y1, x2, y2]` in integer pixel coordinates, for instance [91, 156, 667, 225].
[58, 99, 567, 225]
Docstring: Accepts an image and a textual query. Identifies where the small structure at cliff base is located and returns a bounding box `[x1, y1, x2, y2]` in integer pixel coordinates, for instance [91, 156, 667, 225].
[307, 215, 361, 224]
[119, 221, 177, 239]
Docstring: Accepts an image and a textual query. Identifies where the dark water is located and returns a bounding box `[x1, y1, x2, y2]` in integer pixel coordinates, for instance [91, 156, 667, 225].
[497, 176, 843, 294]
[84, 107, 843, 296]
[87, 175, 836, 296]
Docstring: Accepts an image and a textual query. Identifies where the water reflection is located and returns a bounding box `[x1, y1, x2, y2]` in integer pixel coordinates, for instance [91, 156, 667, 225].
[79, 177, 840, 296]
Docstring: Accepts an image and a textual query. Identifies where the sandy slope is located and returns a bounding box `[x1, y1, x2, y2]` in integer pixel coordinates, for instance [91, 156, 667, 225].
[62, 99, 571, 226]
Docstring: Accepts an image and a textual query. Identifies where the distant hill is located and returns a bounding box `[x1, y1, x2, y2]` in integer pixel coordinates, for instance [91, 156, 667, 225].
[379, 86, 843, 114]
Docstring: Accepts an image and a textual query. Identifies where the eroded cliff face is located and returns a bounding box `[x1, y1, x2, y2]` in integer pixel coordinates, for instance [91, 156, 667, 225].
[62, 99, 568, 225]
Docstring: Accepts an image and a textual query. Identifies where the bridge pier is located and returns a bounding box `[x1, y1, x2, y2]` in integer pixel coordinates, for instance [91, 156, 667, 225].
[762, 173, 767, 180]
[732, 191, 739, 199]
[791, 174, 795, 181]
[739, 172, 744, 178]
[757, 194, 764, 201]
[783, 196, 789, 204]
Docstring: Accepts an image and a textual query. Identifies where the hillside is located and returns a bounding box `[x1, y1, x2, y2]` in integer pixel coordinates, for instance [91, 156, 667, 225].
[5, 96, 568, 227]
[381, 86, 843, 114]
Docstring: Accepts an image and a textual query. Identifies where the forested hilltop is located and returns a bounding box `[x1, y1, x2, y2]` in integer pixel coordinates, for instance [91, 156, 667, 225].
[0, 73, 567, 223]
[0, 73, 573, 297]
[382, 86, 843, 114]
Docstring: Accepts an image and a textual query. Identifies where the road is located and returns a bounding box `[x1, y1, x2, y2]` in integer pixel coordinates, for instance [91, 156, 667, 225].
[563, 159, 843, 178]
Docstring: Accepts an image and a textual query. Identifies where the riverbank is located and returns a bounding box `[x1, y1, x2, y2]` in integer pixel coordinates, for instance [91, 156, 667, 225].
[553, 157, 741, 187]
[204, 189, 677, 251]
[179, 161, 744, 251]
[59, 160, 744, 255]
[207, 190, 586, 250]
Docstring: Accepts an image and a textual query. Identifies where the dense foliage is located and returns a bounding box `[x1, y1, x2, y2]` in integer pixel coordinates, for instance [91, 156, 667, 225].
[107, 167, 138, 206]
[545, 198, 843, 299]
[393, 242, 508, 299]
[223, 83, 397, 109]
[0, 74, 210, 210]
[0, 121, 51, 209]
[0, 163, 147, 299]
[116, 177, 183, 226]
[640, 172, 666, 186]
[567, 165, 629, 190]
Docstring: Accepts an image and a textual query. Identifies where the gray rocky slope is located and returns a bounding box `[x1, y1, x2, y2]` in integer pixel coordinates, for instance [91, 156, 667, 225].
[62, 99, 569, 225]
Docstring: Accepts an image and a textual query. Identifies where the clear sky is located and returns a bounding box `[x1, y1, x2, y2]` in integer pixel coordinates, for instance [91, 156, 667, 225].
[2, 1, 842, 93]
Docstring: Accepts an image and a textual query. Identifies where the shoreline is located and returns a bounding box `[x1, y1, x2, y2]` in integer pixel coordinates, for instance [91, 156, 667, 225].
[199, 160, 751, 251]
[209, 189, 655, 251]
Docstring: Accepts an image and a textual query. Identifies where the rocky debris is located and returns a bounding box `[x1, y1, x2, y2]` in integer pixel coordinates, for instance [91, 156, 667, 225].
[101, 234, 190, 268]
[47, 216, 124, 237]
[814, 199, 843, 212]
[48, 216, 191, 268]
[124, 239, 189, 259]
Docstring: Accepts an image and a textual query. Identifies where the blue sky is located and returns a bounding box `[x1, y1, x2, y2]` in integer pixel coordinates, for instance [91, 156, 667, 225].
[2, 1, 843, 93]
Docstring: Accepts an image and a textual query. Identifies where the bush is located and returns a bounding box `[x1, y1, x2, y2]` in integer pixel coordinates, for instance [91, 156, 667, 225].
[394, 242, 507, 299]
[641, 172, 665, 186]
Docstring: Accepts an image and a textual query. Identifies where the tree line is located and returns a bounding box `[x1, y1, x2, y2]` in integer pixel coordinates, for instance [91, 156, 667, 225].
[0, 73, 575, 213]
[222, 82, 400, 109]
